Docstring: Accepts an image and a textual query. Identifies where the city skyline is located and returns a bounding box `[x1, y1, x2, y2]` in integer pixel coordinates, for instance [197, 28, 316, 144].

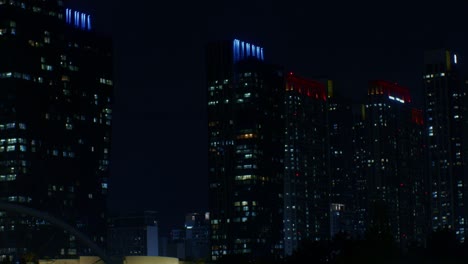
[71, 0, 468, 235]
[205, 36, 466, 260]
[0, 0, 468, 257]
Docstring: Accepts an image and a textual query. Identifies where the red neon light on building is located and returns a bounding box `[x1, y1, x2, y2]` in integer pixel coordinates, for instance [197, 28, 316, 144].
[286, 73, 326, 101]
[369, 80, 412, 103]
[411, 108, 424, 125]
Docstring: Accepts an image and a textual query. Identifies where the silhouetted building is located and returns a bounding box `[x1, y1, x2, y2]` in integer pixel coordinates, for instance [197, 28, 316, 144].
[184, 212, 210, 260]
[423, 50, 468, 241]
[283, 72, 329, 255]
[0, 1, 112, 259]
[207, 39, 284, 260]
[164, 212, 210, 261]
[166, 228, 185, 260]
[363, 80, 426, 246]
[107, 211, 159, 257]
[158, 236, 168, 257]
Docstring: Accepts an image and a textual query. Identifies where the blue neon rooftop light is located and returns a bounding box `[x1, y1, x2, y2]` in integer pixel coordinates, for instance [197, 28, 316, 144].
[233, 39, 264, 63]
[81, 13, 85, 29]
[65, 8, 92, 31]
[87, 15, 91, 30]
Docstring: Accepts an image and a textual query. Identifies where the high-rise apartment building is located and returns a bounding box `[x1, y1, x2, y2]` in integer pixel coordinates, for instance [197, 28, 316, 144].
[326, 82, 356, 238]
[283, 73, 329, 255]
[207, 39, 284, 260]
[423, 50, 468, 241]
[0, 0, 112, 259]
[364, 81, 426, 245]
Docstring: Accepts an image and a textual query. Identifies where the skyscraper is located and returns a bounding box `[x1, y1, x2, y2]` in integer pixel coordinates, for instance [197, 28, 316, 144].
[207, 39, 284, 260]
[283, 73, 329, 255]
[0, 0, 113, 259]
[423, 49, 468, 241]
[364, 80, 426, 246]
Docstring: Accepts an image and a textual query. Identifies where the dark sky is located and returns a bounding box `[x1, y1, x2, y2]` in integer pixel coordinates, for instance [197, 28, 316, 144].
[69, 0, 468, 234]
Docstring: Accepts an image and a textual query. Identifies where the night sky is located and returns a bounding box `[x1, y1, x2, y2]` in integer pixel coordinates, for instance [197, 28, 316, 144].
[69, 0, 468, 234]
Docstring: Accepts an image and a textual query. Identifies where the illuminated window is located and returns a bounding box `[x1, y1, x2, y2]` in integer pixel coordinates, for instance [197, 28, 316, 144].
[236, 133, 256, 139]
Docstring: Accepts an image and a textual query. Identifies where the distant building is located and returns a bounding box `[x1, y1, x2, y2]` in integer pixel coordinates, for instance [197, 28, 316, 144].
[184, 212, 210, 260]
[169, 229, 185, 242]
[163, 212, 210, 261]
[158, 236, 168, 257]
[207, 39, 284, 260]
[165, 228, 186, 260]
[363, 80, 426, 245]
[0, 1, 113, 259]
[423, 50, 468, 241]
[330, 203, 346, 237]
[107, 211, 159, 257]
[283, 72, 329, 255]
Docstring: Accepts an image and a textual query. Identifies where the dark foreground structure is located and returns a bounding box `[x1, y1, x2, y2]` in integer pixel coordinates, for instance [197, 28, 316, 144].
[0, 0, 113, 260]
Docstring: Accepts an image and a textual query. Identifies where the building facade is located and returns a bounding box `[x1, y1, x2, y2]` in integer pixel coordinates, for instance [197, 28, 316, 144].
[283, 73, 329, 255]
[363, 80, 426, 245]
[423, 49, 468, 241]
[165, 212, 211, 261]
[349, 103, 369, 238]
[184, 212, 210, 261]
[207, 39, 284, 260]
[0, 0, 113, 259]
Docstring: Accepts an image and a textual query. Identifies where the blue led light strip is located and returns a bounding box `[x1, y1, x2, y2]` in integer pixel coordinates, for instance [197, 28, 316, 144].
[87, 15, 91, 30]
[233, 39, 264, 63]
[65, 8, 92, 31]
